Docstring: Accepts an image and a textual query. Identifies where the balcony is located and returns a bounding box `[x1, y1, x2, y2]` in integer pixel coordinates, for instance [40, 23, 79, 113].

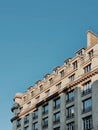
[42, 110, 48, 115]
[82, 106, 92, 113]
[24, 119, 29, 124]
[66, 113, 74, 120]
[66, 97, 74, 103]
[33, 115, 38, 120]
[53, 104, 60, 110]
[53, 119, 60, 125]
[43, 123, 48, 129]
[17, 123, 21, 128]
[11, 103, 20, 113]
[34, 129, 38, 130]
[82, 88, 92, 96]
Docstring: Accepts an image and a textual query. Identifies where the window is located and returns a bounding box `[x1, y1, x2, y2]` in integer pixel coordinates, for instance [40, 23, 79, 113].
[43, 117, 48, 128]
[77, 49, 84, 56]
[27, 101, 31, 107]
[56, 82, 61, 89]
[46, 90, 50, 96]
[39, 85, 43, 91]
[33, 122, 38, 130]
[31, 91, 34, 97]
[83, 116, 93, 130]
[54, 112, 60, 124]
[84, 64, 91, 73]
[36, 96, 40, 102]
[43, 104, 48, 115]
[82, 81, 91, 95]
[24, 126, 29, 130]
[69, 74, 75, 81]
[20, 107, 23, 111]
[33, 110, 38, 119]
[67, 90, 74, 102]
[54, 98, 60, 109]
[73, 61, 78, 69]
[17, 119, 21, 127]
[78, 51, 83, 56]
[24, 114, 29, 124]
[23, 96, 27, 102]
[88, 50, 93, 58]
[83, 98, 92, 113]
[49, 78, 53, 85]
[60, 70, 64, 77]
[64, 58, 71, 66]
[54, 127, 60, 130]
[67, 122, 75, 130]
[67, 106, 74, 119]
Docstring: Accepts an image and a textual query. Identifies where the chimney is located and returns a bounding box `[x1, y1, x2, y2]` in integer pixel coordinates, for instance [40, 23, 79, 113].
[87, 31, 98, 47]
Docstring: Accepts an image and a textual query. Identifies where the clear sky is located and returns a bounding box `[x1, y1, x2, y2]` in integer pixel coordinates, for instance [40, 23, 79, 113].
[0, 0, 98, 130]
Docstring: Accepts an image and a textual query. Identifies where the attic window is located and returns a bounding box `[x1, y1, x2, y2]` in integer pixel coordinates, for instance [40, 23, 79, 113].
[60, 70, 64, 77]
[31, 91, 34, 97]
[49, 78, 53, 85]
[39, 85, 43, 91]
[23, 96, 26, 102]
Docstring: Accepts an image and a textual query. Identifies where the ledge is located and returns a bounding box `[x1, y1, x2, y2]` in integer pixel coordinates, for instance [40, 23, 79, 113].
[10, 115, 18, 122]
[11, 103, 19, 112]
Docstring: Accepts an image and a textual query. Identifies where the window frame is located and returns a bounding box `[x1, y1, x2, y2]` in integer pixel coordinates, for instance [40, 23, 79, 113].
[83, 98, 92, 113]
[83, 116, 93, 130]
[54, 98, 60, 109]
[73, 61, 78, 69]
[84, 64, 91, 73]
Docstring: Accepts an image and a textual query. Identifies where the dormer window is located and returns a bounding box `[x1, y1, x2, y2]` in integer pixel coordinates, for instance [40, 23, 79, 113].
[39, 85, 43, 91]
[78, 51, 83, 56]
[53, 66, 60, 74]
[76, 48, 85, 56]
[60, 70, 64, 77]
[31, 91, 34, 97]
[73, 61, 78, 69]
[64, 58, 71, 66]
[49, 78, 53, 85]
[23, 96, 27, 102]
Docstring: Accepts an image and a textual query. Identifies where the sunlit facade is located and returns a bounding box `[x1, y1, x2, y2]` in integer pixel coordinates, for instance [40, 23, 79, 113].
[11, 31, 98, 130]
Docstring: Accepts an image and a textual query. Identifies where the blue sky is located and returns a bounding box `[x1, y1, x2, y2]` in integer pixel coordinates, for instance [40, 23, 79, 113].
[0, 0, 98, 130]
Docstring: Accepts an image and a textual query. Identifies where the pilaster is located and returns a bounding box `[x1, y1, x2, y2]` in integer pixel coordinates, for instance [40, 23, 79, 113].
[74, 86, 82, 130]
[60, 92, 66, 130]
[48, 100, 53, 130]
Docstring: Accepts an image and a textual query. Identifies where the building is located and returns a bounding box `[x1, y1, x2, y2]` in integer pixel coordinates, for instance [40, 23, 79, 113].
[11, 31, 98, 130]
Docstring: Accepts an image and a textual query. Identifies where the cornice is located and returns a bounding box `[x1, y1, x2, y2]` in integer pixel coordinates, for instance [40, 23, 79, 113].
[18, 68, 98, 117]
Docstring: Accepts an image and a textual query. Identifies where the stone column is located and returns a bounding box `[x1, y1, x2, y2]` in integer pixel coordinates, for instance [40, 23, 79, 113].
[60, 92, 66, 130]
[12, 119, 17, 130]
[48, 100, 53, 130]
[38, 106, 42, 130]
[21, 117, 24, 130]
[29, 113, 33, 130]
[92, 80, 98, 130]
[74, 86, 82, 130]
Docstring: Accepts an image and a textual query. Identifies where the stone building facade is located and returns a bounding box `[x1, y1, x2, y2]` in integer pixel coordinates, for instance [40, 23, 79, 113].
[11, 31, 98, 130]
